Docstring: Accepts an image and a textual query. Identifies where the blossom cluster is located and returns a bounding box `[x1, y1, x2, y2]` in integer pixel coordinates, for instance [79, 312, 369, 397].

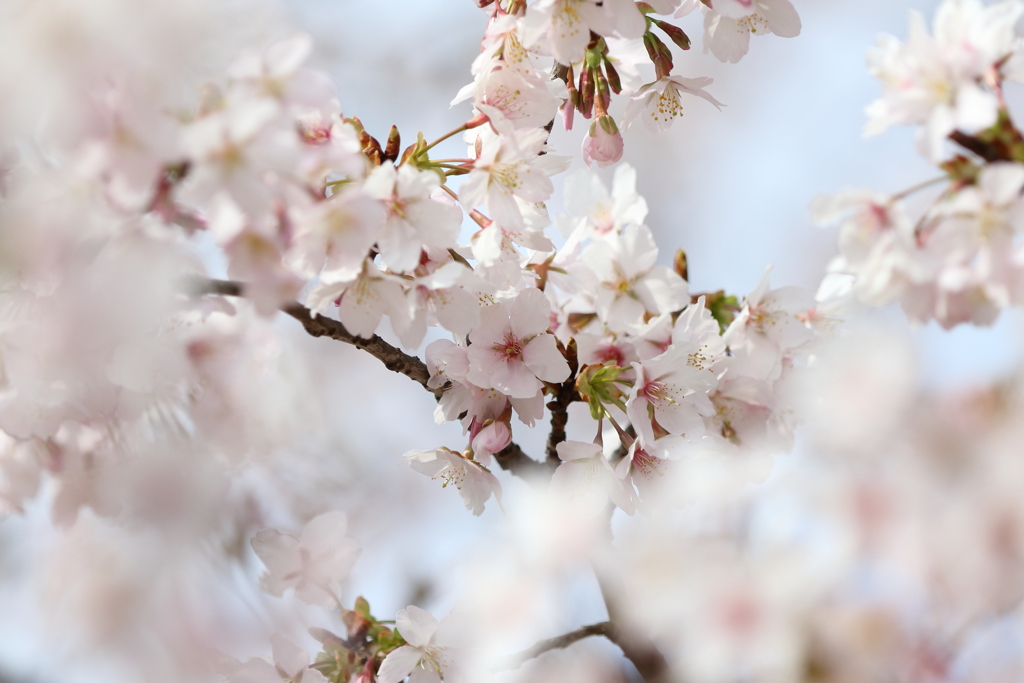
[414, 164, 823, 516]
[817, 0, 1024, 328]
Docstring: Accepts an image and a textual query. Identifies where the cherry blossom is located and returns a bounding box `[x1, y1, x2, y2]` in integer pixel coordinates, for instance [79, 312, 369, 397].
[558, 164, 648, 239]
[286, 188, 385, 283]
[455, 67, 560, 135]
[581, 224, 690, 331]
[581, 115, 624, 168]
[679, 0, 802, 64]
[362, 162, 463, 273]
[221, 634, 328, 683]
[459, 127, 569, 232]
[622, 74, 725, 133]
[864, 0, 1023, 160]
[465, 288, 570, 400]
[550, 440, 636, 515]
[520, 0, 644, 66]
[405, 447, 502, 516]
[626, 343, 717, 445]
[250, 511, 361, 606]
[376, 606, 461, 683]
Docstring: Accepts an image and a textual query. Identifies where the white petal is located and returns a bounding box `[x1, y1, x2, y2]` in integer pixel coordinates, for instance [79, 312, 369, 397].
[377, 646, 423, 683]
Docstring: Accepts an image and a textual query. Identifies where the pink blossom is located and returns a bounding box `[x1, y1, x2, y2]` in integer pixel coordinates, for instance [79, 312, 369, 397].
[582, 115, 624, 168]
[465, 288, 570, 400]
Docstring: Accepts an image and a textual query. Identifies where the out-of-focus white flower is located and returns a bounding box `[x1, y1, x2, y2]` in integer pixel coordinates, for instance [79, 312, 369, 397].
[362, 162, 463, 273]
[221, 634, 329, 683]
[559, 163, 648, 240]
[250, 511, 361, 606]
[550, 440, 636, 515]
[864, 0, 1023, 160]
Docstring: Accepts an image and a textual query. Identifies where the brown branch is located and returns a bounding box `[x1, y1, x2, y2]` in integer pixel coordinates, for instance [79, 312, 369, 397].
[492, 621, 612, 671]
[193, 278, 555, 484]
[949, 130, 1006, 162]
[545, 339, 579, 467]
[595, 571, 673, 683]
[188, 278, 441, 399]
[592, 521, 674, 683]
[494, 442, 556, 481]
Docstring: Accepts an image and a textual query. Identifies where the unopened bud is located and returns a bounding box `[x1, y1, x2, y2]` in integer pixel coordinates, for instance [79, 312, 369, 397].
[674, 249, 689, 282]
[603, 60, 622, 94]
[583, 114, 623, 168]
[653, 19, 691, 50]
[383, 125, 401, 162]
[643, 32, 674, 79]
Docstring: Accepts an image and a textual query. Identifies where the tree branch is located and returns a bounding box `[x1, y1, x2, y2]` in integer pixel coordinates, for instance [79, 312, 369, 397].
[193, 278, 555, 485]
[188, 278, 442, 399]
[492, 621, 612, 671]
[545, 340, 579, 467]
[494, 442, 556, 481]
[594, 566, 673, 683]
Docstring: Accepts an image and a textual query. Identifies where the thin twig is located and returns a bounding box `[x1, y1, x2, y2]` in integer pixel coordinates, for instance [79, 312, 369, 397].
[492, 621, 612, 671]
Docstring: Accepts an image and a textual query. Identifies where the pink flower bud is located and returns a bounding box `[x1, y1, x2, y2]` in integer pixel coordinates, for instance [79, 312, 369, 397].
[582, 115, 623, 168]
[471, 421, 512, 462]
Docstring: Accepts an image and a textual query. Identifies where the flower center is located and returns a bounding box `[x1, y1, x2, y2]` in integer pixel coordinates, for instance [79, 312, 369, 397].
[743, 13, 770, 35]
[650, 86, 684, 124]
[631, 448, 662, 480]
[494, 333, 525, 360]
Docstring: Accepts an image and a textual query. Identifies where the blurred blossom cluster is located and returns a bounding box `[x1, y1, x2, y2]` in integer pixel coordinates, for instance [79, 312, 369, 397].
[3, 0, 1024, 682]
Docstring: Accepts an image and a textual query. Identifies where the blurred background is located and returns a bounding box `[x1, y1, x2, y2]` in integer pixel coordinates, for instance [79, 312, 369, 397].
[2, 1, 1024, 681]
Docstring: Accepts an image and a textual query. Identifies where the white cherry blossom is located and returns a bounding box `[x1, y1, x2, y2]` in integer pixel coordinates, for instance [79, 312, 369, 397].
[405, 447, 502, 516]
[459, 127, 569, 232]
[864, 0, 1023, 160]
[550, 440, 636, 515]
[362, 162, 463, 273]
[221, 634, 329, 683]
[250, 511, 361, 606]
[559, 164, 648, 240]
[377, 606, 466, 683]
[622, 75, 725, 133]
[581, 224, 690, 331]
[286, 188, 385, 283]
[680, 0, 802, 64]
[520, 0, 644, 66]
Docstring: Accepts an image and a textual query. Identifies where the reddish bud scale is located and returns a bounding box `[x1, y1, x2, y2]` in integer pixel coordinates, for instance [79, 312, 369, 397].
[643, 32, 673, 80]
[595, 70, 611, 113]
[384, 125, 401, 162]
[579, 66, 595, 119]
[653, 19, 691, 50]
[603, 59, 622, 94]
